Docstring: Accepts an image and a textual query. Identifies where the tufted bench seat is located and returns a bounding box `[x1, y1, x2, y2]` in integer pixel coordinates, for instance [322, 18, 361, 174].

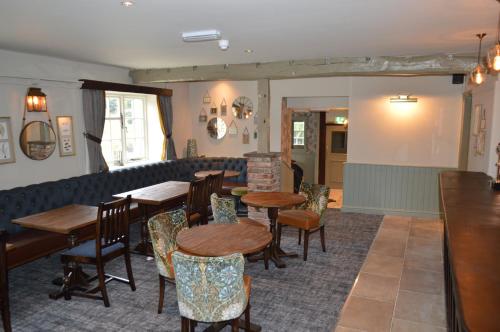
[0, 157, 247, 270]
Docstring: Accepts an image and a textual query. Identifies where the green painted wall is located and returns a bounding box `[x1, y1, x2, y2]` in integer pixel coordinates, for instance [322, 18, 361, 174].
[342, 163, 451, 218]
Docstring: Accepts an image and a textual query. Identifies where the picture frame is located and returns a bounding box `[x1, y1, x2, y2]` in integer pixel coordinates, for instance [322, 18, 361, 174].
[0, 117, 15, 164]
[56, 116, 76, 156]
[472, 104, 482, 136]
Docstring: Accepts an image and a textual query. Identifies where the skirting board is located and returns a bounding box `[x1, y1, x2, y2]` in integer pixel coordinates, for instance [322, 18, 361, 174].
[342, 163, 451, 218]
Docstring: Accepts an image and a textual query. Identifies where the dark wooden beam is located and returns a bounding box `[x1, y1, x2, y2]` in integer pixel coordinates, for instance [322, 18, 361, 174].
[80, 79, 172, 96]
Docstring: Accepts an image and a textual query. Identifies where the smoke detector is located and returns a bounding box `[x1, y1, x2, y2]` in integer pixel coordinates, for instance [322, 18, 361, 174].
[218, 39, 229, 51]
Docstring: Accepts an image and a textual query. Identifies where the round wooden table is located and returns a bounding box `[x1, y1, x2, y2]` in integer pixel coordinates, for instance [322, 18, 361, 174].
[241, 192, 305, 268]
[176, 218, 272, 257]
[194, 170, 240, 179]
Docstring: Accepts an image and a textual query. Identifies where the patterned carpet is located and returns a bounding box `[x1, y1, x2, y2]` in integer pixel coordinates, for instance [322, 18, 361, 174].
[8, 210, 382, 332]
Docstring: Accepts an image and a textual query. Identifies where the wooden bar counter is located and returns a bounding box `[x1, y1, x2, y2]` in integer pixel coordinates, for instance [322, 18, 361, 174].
[439, 171, 500, 332]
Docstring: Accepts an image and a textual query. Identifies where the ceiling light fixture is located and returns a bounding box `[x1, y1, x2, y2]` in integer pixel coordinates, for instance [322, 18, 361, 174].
[218, 39, 229, 50]
[471, 33, 487, 85]
[182, 30, 221, 42]
[390, 94, 418, 103]
[121, 0, 134, 7]
[244, 49, 254, 53]
[489, 1, 500, 71]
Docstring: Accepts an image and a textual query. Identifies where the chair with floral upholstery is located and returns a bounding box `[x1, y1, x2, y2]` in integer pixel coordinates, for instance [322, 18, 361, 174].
[277, 182, 330, 261]
[210, 193, 239, 224]
[148, 208, 189, 314]
[172, 251, 251, 332]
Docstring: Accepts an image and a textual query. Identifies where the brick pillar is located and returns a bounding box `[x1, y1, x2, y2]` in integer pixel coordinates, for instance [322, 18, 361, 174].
[244, 151, 281, 224]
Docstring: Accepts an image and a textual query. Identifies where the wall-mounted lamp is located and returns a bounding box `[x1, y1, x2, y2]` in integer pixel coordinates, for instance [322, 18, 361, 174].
[26, 88, 47, 112]
[390, 94, 418, 103]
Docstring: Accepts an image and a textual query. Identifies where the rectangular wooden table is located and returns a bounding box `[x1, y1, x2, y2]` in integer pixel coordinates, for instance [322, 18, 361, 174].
[113, 181, 190, 256]
[12, 204, 99, 299]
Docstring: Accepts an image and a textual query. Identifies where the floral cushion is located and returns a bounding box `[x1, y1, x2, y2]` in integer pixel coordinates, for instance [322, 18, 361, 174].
[148, 208, 188, 278]
[298, 182, 330, 226]
[172, 251, 248, 322]
[210, 193, 238, 224]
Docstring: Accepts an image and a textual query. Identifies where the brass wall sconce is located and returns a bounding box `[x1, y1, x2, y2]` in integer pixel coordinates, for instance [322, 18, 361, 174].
[26, 87, 47, 112]
[390, 95, 418, 103]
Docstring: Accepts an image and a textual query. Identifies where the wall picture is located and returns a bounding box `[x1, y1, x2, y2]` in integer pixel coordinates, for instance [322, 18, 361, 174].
[0, 117, 15, 164]
[56, 116, 76, 156]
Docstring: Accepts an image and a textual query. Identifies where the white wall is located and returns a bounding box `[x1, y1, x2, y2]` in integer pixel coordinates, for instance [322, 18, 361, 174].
[270, 76, 464, 168]
[0, 50, 131, 190]
[187, 81, 258, 157]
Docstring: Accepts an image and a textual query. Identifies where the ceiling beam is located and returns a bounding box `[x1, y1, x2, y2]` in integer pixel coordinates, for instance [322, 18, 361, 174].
[130, 55, 476, 83]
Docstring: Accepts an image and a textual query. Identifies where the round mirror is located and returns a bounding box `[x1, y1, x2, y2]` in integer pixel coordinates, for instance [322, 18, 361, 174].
[232, 96, 254, 119]
[207, 117, 227, 140]
[19, 121, 56, 160]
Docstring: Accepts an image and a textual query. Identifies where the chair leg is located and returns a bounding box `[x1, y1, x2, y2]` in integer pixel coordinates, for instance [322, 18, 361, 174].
[303, 230, 310, 261]
[231, 318, 239, 332]
[276, 223, 282, 249]
[124, 251, 136, 291]
[158, 275, 165, 314]
[263, 246, 269, 270]
[245, 303, 251, 331]
[181, 317, 189, 332]
[298, 229, 302, 245]
[97, 263, 110, 307]
[1, 277, 11, 332]
[320, 225, 326, 252]
[189, 319, 195, 332]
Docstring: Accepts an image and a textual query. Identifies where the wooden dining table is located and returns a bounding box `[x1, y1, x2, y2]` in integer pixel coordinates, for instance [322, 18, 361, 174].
[194, 170, 240, 179]
[113, 181, 190, 256]
[176, 218, 270, 332]
[12, 204, 99, 299]
[241, 192, 305, 268]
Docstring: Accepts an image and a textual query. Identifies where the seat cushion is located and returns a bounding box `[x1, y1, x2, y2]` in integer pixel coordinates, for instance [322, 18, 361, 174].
[278, 210, 320, 230]
[62, 240, 124, 258]
[231, 187, 248, 197]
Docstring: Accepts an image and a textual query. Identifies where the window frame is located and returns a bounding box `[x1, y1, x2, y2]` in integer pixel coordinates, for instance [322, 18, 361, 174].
[292, 119, 306, 149]
[103, 92, 149, 167]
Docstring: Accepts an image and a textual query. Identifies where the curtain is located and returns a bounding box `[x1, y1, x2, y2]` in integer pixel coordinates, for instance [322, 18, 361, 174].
[82, 89, 108, 173]
[157, 95, 177, 160]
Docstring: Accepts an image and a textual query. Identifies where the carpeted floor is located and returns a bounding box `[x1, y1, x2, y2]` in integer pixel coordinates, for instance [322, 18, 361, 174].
[8, 210, 382, 332]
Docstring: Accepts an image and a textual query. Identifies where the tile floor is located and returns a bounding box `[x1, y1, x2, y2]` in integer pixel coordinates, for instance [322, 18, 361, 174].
[328, 189, 343, 209]
[334, 215, 446, 332]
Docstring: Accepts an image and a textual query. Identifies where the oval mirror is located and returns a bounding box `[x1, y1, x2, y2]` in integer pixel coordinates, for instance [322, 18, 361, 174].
[232, 96, 253, 119]
[19, 121, 57, 160]
[207, 117, 227, 140]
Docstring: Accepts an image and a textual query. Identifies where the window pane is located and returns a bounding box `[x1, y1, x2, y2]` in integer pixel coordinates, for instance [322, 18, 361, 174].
[110, 120, 122, 140]
[126, 138, 145, 161]
[124, 98, 144, 119]
[126, 119, 144, 139]
[292, 120, 305, 147]
[105, 97, 121, 118]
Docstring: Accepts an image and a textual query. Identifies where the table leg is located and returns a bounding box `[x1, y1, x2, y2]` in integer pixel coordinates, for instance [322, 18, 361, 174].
[132, 204, 154, 257]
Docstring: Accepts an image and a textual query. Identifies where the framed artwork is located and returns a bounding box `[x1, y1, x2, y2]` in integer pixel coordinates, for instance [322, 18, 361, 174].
[203, 91, 211, 104]
[472, 104, 482, 136]
[220, 98, 227, 116]
[0, 117, 15, 164]
[56, 116, 76, 156]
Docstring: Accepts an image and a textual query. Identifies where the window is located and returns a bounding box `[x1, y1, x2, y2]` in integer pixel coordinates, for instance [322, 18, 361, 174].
[292, 120, 305, 148]
[102, 94, 148, 167]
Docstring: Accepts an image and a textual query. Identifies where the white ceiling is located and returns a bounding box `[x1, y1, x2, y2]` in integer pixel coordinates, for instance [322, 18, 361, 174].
[0, 0, 498, 69]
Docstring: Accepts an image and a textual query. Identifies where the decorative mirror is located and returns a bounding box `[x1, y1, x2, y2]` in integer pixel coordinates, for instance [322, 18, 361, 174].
[207, 117, 227, 140]
[19, 121, 56, 160]
[232, 96, 254, 119]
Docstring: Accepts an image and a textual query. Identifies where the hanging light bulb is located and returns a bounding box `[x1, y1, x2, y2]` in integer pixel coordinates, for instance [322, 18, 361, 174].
[488, 2, 500, 71]
[471, 33, 487, 85]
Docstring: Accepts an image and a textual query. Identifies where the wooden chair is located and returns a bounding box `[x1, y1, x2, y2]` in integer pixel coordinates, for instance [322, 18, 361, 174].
[205, 171, 226, 222]
[60, 195, 136, 307]
[277, 182, 330, 261]
[172, 251, 251, 332]
[147, 208, 188, 314]
[186, 179, 207, 227]
[0, 230, 11, 332]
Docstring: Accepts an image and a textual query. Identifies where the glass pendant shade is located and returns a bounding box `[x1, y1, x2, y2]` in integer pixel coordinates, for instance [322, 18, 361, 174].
[471, 64, 487, 85]
[489, 43, 500, 72]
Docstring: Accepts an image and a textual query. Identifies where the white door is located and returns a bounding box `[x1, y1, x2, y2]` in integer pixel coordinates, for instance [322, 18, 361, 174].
[325, 125, 347, 189]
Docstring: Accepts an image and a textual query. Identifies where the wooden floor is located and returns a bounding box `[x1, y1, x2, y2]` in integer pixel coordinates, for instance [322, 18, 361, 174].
[334, 215, 446, 332]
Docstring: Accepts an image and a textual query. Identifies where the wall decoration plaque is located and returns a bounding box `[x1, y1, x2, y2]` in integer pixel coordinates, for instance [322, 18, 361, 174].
[199, 108, 208, 122]
[220, 98, 227, 116]
[228, 120, 238, 136]
[242, 127, 250, 144]
[0, 117, 15, 164]
[210, 102, 218, 115]
[56, 116, 75, 157]
[203, 91, 211, 104]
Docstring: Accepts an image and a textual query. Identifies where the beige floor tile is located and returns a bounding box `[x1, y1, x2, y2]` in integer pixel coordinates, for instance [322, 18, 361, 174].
[351, 273, 399, 303]
[391, 318, 447, 332]
[406, 237, 442, 260]
[400, 268, 444, 295]
[409, 226, 443, 241]
[361, 253, 404, 278]
[394, 290, 446, 327]
[370, 235, 407, 258]
[410, 218, 443, 232]
[377, 227, 409, 241]
[338, 296, 394, 332]
[381, 215, 411, 231]
[334, 325, 366, 332]
[404, 252, 443, 272]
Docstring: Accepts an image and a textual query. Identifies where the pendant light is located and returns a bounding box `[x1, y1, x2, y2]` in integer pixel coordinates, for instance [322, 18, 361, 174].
[488, 1, 500, 71]
[471, 33, 487, 85]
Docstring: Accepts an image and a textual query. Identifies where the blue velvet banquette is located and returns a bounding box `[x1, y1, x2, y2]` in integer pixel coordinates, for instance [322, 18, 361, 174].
[0, 157, 247, 268]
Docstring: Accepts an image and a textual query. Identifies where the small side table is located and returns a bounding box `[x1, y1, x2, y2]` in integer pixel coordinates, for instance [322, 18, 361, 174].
[231, 187, 248, 216]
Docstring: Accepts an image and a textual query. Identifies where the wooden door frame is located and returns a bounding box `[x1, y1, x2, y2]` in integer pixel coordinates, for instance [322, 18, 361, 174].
[318, 112, 326, 184]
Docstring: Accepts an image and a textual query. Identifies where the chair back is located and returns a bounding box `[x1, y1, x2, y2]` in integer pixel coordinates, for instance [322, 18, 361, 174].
[210, 193, 238, 224]
[205, 170, 225, 197]
[298, 182, 330, 225]
[96, 195, 131, 254]
[172, 251, 247, 323]
[186, 178, 207, 222]
[148, 209, 188, 279]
